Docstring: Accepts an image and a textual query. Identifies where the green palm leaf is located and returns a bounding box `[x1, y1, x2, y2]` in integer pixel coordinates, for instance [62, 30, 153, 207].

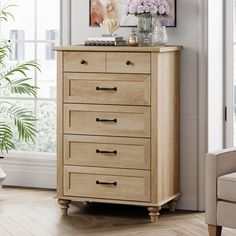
[0, 43, 10, 67]
[0, 4, 16, 22]
[0, 3, 40, 154]
[0, 122, 15, 153]
[0, 102, 37, 150]
[1, 61, 40, 97]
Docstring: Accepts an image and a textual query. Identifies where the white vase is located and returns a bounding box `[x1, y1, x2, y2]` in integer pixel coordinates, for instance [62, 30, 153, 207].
[0, 166, 6, 188]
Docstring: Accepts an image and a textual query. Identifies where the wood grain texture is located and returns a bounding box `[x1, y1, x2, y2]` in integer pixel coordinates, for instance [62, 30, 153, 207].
[64, 73, 151, 106]
[64, 104, 150, 138]
[150, 52, 158, 204]
[57, 47, 181, 222]
[56, 51, 63, 198]
[58, 199, 71, 216]
[156, 51, 180, 204]
[148, 206, 161, 223]
[2, 187, 236, 236]
[55, 45, 183, 52]
[64, 135, 150, 170]
[208, 225, 222, 236]
[64, 51, 106, 72]
[64, 166, 150, 202]
[150, 51, 180, 205]
[106, 52, 150, 74]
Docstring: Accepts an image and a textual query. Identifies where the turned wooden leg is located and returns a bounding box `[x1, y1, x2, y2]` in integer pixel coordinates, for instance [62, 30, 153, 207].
[148, 206, 161, 223]
[208, 225, 222, 236]
[168, 198, 179, 213]
[58, 199, 71, 216]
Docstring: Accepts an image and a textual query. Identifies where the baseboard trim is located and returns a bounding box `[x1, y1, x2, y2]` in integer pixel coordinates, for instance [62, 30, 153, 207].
[177, 197, 198, 211]
[0, 156, 56, 189]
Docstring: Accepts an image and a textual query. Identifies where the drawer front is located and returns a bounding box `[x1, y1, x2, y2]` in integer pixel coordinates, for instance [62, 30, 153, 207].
[64, 52, 106, 72]
[64, 73, 150, 105]
[64, 166, 150, 202]
[64, 135, 150, 169]
[64, 104, 150, 138]
[107, 53, 150, 74]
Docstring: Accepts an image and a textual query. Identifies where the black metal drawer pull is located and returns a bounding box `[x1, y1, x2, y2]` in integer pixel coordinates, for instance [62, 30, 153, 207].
[96, 87, 117, 91]
[80, 59, 87, 65]
[96, 180, 117, 186]
[96, 149, 117, 155]
[126, 60, 132, 65]
[96, 118, 117, 123]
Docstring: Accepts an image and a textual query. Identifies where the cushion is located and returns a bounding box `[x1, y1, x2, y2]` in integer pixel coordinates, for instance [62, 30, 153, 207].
[218, 172, 236, 202]
[217, 201, 236, 228]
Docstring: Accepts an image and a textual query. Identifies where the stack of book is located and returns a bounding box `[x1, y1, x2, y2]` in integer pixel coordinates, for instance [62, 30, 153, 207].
[85, 36, 126, 46]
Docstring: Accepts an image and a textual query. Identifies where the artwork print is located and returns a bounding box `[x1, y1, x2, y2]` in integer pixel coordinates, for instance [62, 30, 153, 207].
[89, 0, 176, 27]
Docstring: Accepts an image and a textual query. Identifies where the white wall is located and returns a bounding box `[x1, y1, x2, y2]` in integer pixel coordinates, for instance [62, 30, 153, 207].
[70, 0, 205, 210]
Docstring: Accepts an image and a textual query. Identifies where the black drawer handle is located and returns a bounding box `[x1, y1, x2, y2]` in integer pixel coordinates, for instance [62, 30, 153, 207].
[80, 59, 87, 65]
[96, 87, 117, 91]
[126, 60, 132, 65]
[96, 180, 117, 186]
[96, 118, 117, 123]
[96, 149, 117, 155]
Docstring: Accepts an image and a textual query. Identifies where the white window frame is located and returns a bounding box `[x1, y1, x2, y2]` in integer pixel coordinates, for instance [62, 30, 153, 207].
[225, 0, 234, 148]
[0, 0, 71, 188]
[0, 1, 59, 157]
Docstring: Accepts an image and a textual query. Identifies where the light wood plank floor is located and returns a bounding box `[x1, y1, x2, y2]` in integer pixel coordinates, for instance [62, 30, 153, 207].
[0, 187, 235, 236]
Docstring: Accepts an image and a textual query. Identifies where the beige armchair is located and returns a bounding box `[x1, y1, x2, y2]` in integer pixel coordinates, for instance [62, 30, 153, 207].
[206, 148, 236, 236]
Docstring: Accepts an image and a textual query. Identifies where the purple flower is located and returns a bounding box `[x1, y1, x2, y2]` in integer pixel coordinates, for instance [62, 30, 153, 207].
[137, 5, 145, 14]
[150, 5, 157, 14]
[158, 4, 165, 14]
[144, 6, 150, 12]
[125, 0, 169, 16]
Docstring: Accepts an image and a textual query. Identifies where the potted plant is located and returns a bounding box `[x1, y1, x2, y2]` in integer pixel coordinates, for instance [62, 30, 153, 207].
[0, 3, 40, 186]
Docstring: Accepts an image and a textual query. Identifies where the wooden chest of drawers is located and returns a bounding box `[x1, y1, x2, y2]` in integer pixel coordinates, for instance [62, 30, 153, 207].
[56, 45, 182, 223]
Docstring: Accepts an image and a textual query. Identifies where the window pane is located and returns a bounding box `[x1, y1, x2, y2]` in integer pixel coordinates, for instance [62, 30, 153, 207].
[0, 0, 35, 40]
[36, 43, 56, 99]
[0, 43, 35, 98]
[9, 30, 25, 61]
[0, 99, 36, 152]
[0, 0, 59, 155]
[37, 101, 56, 153]
[37, 0, 60, 40]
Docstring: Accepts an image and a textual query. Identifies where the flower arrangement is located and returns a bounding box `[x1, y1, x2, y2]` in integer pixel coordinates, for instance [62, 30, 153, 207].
[125, 0, 170, 17]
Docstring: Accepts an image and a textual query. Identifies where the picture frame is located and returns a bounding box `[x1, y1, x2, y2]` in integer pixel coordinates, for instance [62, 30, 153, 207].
[89, 0, 177, 28]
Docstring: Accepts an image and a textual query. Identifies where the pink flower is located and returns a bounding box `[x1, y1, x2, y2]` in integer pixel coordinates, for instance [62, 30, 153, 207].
[125, 0, 169, 16]
[137, 5, 145, 14]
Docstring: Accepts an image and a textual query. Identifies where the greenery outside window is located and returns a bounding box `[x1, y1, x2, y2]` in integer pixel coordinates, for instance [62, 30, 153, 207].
[0, 0, 60, 154]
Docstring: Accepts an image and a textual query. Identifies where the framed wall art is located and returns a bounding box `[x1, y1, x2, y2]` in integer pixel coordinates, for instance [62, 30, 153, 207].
[89, 0, 177, 27]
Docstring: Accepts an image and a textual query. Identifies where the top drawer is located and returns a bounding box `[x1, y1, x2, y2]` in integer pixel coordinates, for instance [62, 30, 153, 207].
[107, 53, 150, 74]
[64, 52, 106, 73]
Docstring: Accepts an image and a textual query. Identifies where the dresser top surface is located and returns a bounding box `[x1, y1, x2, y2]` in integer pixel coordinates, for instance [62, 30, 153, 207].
[55, 45, 182, 53]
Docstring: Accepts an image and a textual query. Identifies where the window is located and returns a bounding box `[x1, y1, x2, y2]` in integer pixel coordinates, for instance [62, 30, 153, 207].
[46, 30, 59, 60]
[10, 30, 25, 60]
[0, 0, 60, 154]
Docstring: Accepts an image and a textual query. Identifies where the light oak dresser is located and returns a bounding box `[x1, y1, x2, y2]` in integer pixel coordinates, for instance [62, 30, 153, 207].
[55, 45, 182, 223]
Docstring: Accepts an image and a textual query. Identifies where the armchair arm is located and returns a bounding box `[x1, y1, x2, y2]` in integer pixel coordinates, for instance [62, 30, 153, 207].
[206, 147, 236, 225]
